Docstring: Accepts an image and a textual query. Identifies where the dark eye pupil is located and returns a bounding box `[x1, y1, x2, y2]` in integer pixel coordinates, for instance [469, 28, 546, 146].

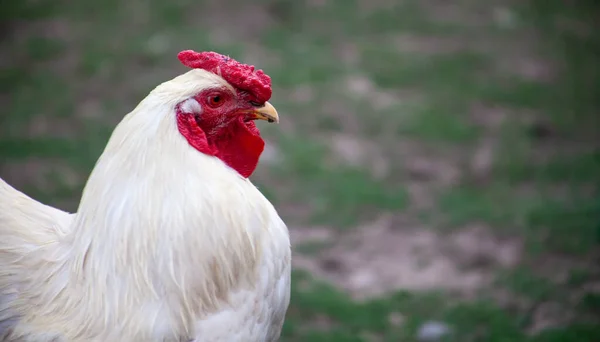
[212, 96, 221, 103]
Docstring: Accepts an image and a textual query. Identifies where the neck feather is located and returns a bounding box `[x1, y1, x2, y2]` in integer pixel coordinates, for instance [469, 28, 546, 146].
[70, 101, 263, 324]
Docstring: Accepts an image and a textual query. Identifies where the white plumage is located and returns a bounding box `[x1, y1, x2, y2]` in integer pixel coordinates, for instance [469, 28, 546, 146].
[0, 67, 291, 341]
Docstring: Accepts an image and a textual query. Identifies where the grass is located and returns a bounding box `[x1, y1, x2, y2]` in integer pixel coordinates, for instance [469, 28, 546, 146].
[1, 0, 598, 340]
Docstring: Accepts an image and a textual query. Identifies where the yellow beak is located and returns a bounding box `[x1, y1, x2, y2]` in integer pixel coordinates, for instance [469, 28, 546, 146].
[251, 101, 279, 123]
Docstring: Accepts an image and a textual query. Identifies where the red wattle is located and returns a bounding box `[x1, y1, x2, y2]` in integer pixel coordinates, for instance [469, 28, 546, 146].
[176, 113, 264, 178]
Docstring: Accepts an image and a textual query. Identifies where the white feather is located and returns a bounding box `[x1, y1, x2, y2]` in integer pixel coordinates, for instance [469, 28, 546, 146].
[0, 69, 291, 341]
[180, 98, 202, 114]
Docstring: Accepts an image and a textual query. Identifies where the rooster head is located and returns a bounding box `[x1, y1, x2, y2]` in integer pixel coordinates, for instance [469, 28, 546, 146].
[170, 50, 279, 178]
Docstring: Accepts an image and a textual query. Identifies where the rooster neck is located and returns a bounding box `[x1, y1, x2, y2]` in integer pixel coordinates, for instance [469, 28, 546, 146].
[66, 97, 273, 333]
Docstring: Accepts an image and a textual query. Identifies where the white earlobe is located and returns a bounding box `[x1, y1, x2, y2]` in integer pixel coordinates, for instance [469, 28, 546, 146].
[180, 98, 202, 114]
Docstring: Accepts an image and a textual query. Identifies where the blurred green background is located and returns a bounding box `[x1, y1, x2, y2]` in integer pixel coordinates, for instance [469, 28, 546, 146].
[1, 0, 599, 340]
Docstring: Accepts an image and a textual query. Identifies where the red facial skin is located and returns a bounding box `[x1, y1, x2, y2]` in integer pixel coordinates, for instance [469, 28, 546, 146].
[175, 50, 274, 178]
[176, 88, 266, 178]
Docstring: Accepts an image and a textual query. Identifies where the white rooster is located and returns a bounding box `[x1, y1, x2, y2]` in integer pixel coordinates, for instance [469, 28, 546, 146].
[0, 50, 291, 342]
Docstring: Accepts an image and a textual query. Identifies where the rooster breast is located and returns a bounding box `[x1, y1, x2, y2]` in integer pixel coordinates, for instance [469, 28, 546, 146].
[189, 187, 291, 342]
[176, 152, 292, 342]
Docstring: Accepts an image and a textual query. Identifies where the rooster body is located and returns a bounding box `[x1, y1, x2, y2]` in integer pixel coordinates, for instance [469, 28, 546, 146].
[0, 52, 291, 341]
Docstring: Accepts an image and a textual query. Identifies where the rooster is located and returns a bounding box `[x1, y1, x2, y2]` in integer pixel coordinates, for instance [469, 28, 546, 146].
[0, 50, 291, 342]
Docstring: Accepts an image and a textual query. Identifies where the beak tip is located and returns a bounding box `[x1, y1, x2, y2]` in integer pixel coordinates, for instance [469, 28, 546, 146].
[256, 101, 279, 123]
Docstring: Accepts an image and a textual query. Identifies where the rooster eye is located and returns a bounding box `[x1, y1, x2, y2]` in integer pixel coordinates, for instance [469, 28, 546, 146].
[207, 95, 224, 108]
[249, 101, 262, 107]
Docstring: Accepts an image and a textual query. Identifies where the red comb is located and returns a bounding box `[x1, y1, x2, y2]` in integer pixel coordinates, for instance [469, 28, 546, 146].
[177, 50, 272, 103]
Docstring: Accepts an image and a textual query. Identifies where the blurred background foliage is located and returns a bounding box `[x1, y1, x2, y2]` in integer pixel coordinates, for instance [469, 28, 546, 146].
[1, 0, 599, 340]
